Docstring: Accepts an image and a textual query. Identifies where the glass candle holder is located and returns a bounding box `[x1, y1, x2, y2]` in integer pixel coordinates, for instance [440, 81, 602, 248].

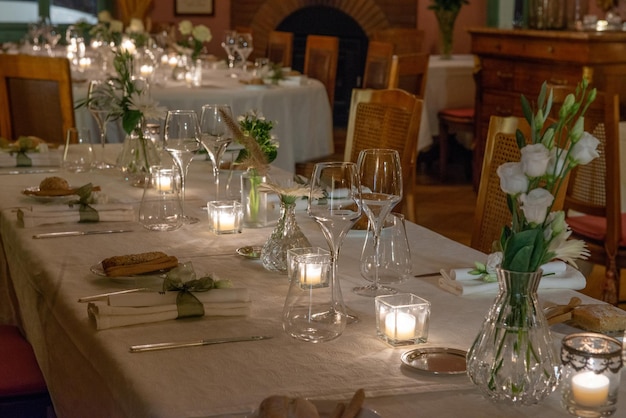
[287, 247, 331, 288]
[561, 332, 623, 417]
[207, 200, 242, 234]
[375, 293, 430, 346]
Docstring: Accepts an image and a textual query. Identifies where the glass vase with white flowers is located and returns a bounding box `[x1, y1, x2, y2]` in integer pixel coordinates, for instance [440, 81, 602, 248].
[466, 79, 599, 405]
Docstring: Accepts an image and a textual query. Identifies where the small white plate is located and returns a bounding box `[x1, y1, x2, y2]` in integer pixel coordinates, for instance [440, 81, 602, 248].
[22, 186, 75, 203]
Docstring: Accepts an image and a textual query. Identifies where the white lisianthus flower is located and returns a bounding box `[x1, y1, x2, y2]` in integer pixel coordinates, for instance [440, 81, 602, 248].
[98, 10, 112, 23]
[519, 188, 554, 225]
[110, 20, 124, 33]
[178, 20, 193, 35]
[569, 131, 600, 165]
[126, 18, 144, 33]
[192, 25, 212, 43]
[521, 143, 550, 178]
[497, 162, 528, 195]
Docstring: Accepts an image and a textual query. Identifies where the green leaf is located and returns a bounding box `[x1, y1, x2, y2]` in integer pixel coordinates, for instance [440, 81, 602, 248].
[502, 229, 545, 272]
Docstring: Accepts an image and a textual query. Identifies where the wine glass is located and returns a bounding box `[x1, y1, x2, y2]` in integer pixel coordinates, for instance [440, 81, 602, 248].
[199, 104, 233, 199]
[308, 162, 362, 324]
[236, 33, 253, 74]
[353, 149, 403, 297]
[87, 80, 113, 169]
[221, 30, 238, 76]
[163, 110, 202, 224]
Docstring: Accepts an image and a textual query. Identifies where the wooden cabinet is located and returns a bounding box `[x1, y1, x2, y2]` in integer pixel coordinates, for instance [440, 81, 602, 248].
[469, 28, 626, 189]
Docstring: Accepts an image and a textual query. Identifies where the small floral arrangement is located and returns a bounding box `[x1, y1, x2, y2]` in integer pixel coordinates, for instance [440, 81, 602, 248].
[259, 180, 323, 205]
[176, 20, 212, 61]
[495, 79, 598, 273]
[236, 110, 279, 166]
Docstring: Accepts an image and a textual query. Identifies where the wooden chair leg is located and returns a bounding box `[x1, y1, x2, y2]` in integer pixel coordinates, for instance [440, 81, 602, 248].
[439, 119, 449, 182]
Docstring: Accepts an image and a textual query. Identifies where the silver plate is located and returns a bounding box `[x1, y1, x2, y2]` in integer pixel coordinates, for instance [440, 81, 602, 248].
[401, 347, 467, 375]
[236, 246, 262, 259]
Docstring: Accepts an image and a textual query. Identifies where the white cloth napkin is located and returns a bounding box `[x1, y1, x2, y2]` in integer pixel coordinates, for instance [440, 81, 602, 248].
[18, 204, 136, 227]
[0, 150, 62, 167]
[88, 288, 251, 330]
[438, 261, 586, 296]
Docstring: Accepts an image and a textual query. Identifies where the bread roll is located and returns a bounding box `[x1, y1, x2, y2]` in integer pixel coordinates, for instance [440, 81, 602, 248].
[571, 304, 626, 332]
[257, 395, 319, 418]
[101, 252, 178, 277]
[39, 176, 70, 191]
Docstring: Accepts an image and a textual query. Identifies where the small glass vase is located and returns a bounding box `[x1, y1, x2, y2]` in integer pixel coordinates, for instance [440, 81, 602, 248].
[261, 200, 311, 273]
[435, 9, 460, 59]
[118, 119, 161, 187]
[466, 267, 560, 405]
[241, 168, 268, 228]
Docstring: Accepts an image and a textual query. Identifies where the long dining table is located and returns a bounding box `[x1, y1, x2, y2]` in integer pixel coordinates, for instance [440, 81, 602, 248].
[1, 153, 625, 417]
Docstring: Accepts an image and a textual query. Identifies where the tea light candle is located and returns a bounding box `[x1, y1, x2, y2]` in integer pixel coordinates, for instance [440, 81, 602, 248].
[571, 371, 610, 407]
[140, 64, 154, 78]
[385, 312, 416, 340]
[156, 174, 172, 192]
[300, 263, 322, 285]
[78, 57, 91, 70]
[214, 212, 236, 231]
[168, 56, 179, 68]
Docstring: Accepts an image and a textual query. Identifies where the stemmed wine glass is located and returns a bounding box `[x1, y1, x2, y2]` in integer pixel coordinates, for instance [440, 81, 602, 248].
[308, 162, 362, 324]
[87, 80, 113, 169]
[199, 104, 233, 199]
[236, 33, 253, 74]
[163, 110, 202, 224]
[221, 30, 238, 77]
[353, 149, 403, 297]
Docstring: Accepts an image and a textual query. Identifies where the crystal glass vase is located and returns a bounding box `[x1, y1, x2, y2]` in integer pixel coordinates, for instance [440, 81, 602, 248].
[118, 119, 161, 187]
[261, 200, 311, 273]
[435, 9, 460, 59]
[466, 268, 560, 405]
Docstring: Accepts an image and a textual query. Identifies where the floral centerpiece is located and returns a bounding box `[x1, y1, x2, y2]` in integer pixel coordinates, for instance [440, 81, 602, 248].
[466, 79, 599, 405]
[176, 20, 212, 61]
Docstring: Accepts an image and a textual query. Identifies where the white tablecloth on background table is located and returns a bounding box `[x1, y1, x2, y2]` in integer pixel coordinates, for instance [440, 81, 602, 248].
[74, 68, 334, 173]
[1, 157, 624, 417]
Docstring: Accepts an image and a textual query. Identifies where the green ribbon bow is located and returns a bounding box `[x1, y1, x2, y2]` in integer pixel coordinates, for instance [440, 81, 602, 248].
[68, 183, 99, 222]
[15, 151, 32, 167]
[163, 264, 216, 318]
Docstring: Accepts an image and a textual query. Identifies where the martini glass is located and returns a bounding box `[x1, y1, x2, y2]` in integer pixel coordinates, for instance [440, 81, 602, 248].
[199, 104, 233, 199]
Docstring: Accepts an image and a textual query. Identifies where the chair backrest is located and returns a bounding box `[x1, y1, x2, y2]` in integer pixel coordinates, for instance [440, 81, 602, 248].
[362, 41, 394, 89]
[0, 54, 75, 145]
[303, 35, 339, 107]
[388, 52, 429, 99]
[371, 28, 424, 54]
[558, 88, 621, 254]
[343, 89, 423, 195]
[266, 30, 294, 68]
[471, 116, 532, 254]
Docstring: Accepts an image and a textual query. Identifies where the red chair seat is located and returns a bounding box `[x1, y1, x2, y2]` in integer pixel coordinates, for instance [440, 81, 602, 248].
[439, 107, 475, 119]
[0, 325, 47, 397]
[566, 213, 626, 246]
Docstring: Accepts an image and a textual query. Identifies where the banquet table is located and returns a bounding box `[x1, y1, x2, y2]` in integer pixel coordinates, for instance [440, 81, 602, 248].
[73, 67, 334, 173]
[1, 156, 625, 418]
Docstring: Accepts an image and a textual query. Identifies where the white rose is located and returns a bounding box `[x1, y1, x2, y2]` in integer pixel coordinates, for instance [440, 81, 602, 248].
[98, 11, 112, 23]
[110, 20, 124, 33]
[520, 143, 550, 178]
[519, 188, 554, 225]
[178, 20, 193, 36]
[569, 131, 600, 166]
[497, 162, 528, 195]
[126, 18, 144, 33]
[192, 25, 212, 43]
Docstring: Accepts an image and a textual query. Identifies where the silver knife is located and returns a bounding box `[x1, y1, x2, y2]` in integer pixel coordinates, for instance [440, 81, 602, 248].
[129, 335, 273, 353]
[32, 229, 134, 239]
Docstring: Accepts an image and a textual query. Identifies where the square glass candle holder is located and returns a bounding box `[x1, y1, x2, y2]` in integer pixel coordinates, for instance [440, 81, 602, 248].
[375, 293, 430, 346]
[287, 247, 331, 289]
[207, 200, 242, 234]
[561, 332, 623, 417]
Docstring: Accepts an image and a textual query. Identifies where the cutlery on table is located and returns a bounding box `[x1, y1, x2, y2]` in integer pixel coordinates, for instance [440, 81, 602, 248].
[129, 335, 273, 353]
[33, 229, 134, 239]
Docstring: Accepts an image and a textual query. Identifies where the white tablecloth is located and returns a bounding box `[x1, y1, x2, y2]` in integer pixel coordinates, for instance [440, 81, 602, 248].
[74, 68, 334, 173]
[1, 157, 624, 417]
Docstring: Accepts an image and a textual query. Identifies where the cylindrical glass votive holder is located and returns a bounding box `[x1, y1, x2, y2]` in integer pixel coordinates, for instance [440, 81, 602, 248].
[207, 200, 243, 234]
[375, 293, 430, 346]
[561, 332, 623, 417]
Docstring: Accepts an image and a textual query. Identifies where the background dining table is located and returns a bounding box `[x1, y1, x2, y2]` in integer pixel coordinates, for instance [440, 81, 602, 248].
[1, 149, 624, 417]
[73, 66, 334, 173]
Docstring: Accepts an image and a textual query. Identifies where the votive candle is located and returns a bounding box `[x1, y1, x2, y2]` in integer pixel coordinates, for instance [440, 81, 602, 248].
[300, 263, 322, 285]
[571, 372, 610, 407]
[385, 312, 416, 340]
[215, 212, 236, 231]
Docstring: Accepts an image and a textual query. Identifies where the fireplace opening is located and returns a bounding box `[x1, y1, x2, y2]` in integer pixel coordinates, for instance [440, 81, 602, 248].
[276, 6, 368, 127]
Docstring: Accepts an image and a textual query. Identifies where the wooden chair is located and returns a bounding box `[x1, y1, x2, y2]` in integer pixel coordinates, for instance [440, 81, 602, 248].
[371, 28, 424, 54]
[556, 89, 625, 305]
[344, 89, 423, 222]
[303, 35, 339, 107]
[362, 41, 394, 89]
[0, 325, 53, 418]
[388, 52, 429, 99]
[266, 31, 294, 68]
[0, 54, 75, 145]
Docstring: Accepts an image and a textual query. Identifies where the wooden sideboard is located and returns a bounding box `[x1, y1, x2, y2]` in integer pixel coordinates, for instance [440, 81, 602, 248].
[469, 27, 626, 189]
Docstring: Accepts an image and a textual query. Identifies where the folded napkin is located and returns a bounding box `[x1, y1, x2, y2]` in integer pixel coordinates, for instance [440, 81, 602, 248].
[438, 261, 586, 296]
[0, 150, 62, 167]
[18, 203, 136, 227]
[88, 288, 251, 330]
